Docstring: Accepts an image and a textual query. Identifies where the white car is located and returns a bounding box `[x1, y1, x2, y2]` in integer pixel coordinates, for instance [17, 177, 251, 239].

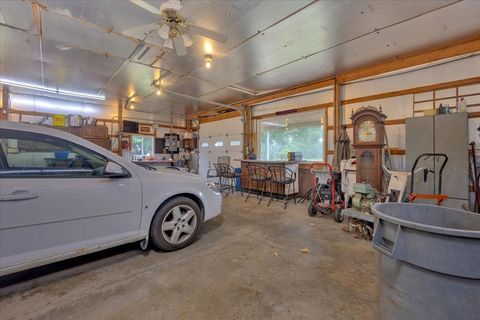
[0, 120, 222, 276]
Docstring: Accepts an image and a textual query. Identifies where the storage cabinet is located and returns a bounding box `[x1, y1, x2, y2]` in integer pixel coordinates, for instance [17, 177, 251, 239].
[52, 125, 111, 150]
[406, 113, 469, 209]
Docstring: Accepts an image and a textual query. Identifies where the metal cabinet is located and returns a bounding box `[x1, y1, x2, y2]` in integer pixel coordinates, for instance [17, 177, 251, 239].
[406, 113, 469, 209]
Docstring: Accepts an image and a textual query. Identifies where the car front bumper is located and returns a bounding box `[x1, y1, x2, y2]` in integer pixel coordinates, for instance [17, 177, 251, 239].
[202, 187, 223, 222]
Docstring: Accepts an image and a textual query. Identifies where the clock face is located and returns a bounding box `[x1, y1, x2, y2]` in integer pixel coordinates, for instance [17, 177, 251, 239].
[358, 120, 376, 142]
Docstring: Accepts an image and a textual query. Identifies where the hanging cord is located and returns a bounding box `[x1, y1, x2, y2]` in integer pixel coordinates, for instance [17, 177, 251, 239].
[383, 124, 394, 171]
[381, 123, 394, 194]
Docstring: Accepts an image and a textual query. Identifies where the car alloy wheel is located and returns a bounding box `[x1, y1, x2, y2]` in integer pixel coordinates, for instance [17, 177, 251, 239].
[161, 205, 198, 245]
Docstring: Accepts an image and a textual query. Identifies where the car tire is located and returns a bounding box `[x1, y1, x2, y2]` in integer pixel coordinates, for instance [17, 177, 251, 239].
[150, 197, 202, 251]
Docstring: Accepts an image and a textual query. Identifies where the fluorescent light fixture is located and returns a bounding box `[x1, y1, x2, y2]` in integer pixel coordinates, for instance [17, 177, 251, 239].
[10, 95, 96, 113]
[0, 78, 106, 101]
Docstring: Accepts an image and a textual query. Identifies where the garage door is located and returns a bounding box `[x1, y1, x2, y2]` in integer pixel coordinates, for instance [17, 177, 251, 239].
[198, 117, 243, 178]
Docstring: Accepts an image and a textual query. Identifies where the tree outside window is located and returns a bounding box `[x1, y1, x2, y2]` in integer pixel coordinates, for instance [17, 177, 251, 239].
[132, 135, 154, 157]
[259, 111, 325, 161]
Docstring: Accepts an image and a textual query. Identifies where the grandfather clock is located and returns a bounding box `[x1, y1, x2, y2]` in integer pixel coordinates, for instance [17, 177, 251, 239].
[351, 106, 387, 191]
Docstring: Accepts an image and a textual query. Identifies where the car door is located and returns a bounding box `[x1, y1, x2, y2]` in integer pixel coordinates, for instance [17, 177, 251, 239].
[0, 128, 142, 273]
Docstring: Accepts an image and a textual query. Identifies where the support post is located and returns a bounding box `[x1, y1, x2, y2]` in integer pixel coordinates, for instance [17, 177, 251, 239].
[334, 79, 341, 141]
[243, 105, 251, 159]
[117, 99, 123, 156]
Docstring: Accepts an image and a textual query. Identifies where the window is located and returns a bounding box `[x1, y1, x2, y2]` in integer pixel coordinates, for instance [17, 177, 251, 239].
[258, 110, 326, 161]
[214, 141, 224, 147]
[230, 140, 241, 146]
[131, 135, 154, 157]
[0, 129, 111, 177]
[200, 142, 209, 147]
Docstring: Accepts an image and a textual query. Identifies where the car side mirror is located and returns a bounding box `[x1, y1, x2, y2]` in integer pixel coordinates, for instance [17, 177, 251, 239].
[104, 161, 128, 178]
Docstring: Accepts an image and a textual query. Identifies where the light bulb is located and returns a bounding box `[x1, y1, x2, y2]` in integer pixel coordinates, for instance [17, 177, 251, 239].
[156, 89, 162, 95]
[130, 104, 135, 110]
[204, 42, 212, 54]
[205, 54, 213, 69]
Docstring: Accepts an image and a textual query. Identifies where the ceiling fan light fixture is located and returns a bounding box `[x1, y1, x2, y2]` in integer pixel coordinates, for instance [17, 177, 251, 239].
[163, 38, 174, 49]
[129, 103, 135, 110]
[156, 87, 162, 95]
[158, 24, 170, 39]
[183, 34, 193, 47]
[205, 54, 213, 69]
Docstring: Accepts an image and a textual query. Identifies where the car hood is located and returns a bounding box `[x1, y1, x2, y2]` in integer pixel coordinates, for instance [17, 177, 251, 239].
[133, 166, 205, 184]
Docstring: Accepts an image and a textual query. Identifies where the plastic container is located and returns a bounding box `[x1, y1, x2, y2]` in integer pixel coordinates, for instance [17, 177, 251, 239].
[234, 168, 242, 191]
[371, 203, 480, 320]
[54, 151, 69, 159]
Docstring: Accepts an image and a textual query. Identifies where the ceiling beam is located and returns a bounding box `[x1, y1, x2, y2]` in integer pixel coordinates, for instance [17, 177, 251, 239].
[231, 78, 335, 107]
[337, 37, 480, 83]
[208, 36, 480, 114]
[342, 76, 480, 105]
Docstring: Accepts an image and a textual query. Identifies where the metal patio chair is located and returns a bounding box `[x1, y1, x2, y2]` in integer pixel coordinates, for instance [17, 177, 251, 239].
[245, 164, 271, 205]
[268, 165, 297, 209]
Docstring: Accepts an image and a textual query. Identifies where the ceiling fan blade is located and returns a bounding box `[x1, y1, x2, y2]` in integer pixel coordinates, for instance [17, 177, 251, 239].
[129, 0, 161, 15]
[188, 24, 227, 43]
[122, 22, 159, 37]
[145, 34, 165, 47]
[173, 37, 187, 56]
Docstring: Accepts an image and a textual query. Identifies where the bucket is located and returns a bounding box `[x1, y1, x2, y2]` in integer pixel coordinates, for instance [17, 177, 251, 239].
[371, 203, 480, 320]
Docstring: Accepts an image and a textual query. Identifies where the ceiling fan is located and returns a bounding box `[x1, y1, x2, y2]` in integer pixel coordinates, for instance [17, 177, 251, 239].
[123, 0, 228, 56]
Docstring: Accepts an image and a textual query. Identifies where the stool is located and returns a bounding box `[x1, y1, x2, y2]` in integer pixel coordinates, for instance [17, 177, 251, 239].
[245, 164, 271, 204]
[268, 165, 297, 209]
[217, 163, 242, 197]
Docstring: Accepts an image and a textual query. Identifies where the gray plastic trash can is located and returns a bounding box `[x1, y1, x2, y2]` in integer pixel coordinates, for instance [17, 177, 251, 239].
[371, 203, 480, 320]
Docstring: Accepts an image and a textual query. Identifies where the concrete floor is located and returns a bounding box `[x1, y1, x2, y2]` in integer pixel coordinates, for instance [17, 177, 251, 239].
[0, 194, 379, 320]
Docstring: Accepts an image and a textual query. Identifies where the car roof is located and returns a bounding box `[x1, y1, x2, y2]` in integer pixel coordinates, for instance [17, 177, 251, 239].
[1, 120, 78, 137]
[0, 120, 124, 162]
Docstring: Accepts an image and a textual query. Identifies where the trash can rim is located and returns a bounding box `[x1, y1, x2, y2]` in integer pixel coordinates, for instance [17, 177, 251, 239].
[371, 203, 480, 238]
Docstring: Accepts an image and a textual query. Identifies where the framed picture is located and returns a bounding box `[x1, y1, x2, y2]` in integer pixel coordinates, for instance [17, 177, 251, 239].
[138, 124, 153, 134]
